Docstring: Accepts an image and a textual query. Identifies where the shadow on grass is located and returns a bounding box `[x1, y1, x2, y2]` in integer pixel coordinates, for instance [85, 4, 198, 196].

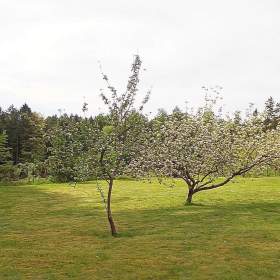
[1, 184, 280, 240]
[0, 185, 104, 235]
[115, 201, 280, 238]
[184, 202, 206, 207]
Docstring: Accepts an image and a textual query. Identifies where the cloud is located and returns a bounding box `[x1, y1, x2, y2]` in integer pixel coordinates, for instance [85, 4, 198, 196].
[0, 0, 280, 115]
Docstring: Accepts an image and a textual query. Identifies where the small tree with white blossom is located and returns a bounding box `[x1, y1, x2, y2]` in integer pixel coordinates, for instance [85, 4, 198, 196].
[96, 55, 150, 235]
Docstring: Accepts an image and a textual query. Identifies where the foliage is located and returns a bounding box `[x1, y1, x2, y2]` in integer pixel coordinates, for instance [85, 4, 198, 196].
[94, 54, 150, 235]
[132, 99, 280, 203]
[46, 116, 97, 182]
[0, 164, 20, 182]
[0, 104, 45, 164]
[0, 131, 16, 182]
[263, 96, 280, 130]
[0, 131, 10, 164]
[1, 95, 280, 185]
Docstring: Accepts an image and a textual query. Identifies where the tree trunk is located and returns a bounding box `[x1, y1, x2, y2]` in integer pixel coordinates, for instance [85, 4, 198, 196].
[186, 188, 194, 204]
[107, 179, 117, 236]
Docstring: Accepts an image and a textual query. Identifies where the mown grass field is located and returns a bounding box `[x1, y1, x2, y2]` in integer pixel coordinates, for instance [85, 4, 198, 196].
[0, 177, 280, 280]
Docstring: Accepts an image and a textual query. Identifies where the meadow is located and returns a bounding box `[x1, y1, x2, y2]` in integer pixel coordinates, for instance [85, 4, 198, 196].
[0, 177, 280, 280]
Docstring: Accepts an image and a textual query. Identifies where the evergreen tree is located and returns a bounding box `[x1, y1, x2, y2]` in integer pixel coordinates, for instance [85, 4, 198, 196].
[19, 106, 45, 163]
[264, 97, 280, 130]
[0, 132, 10, 164]
[4, 105, 21, 164]
[0, 104, 45, 164]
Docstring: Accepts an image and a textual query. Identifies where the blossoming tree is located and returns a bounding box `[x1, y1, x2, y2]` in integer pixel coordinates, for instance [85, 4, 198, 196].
[134, 103, 280, 204]
[96, 55, 150, 235]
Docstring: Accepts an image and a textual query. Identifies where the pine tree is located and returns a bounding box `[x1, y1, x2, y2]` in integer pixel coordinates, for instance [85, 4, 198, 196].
[264, 97, 279, 130]
[0, 132, 11, 164]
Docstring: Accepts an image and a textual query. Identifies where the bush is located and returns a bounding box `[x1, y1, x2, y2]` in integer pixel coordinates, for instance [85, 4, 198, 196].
[0, 163, 20, 182]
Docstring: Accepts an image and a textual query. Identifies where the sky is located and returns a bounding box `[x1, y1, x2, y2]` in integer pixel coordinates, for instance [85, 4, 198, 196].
[0, 0, 280, 117]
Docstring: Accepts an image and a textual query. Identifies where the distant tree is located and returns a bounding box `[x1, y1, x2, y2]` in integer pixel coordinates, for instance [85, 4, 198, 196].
[253, 109, 258, 117]
[1, 105, 21, 164]
[156, 108, 168, 119]
[82, 101, 88, 116]
[0, 104, 45, 165]
[233, 110, 242, 125]
[172, 106, 182, 114]
[47, 115, 96, 182]
[45, 115, 59, 131]
[94, 114, 111, 129]
[0, 131, 19, 181]
[264, 97, 280, 130]
[0, 131, 10, 164]
[19, 103, 32, 115]
[19, 107, 45, 163]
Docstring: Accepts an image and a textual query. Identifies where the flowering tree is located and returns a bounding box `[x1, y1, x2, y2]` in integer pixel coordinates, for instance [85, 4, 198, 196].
[134, 103, 280, 204]
[96, 55, 150, 235]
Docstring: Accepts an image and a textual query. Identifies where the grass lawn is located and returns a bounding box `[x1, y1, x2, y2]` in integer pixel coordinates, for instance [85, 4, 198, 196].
[0, 177, 280, 280]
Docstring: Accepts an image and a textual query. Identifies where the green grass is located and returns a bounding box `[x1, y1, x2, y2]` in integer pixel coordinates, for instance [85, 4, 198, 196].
[0, 177, 280, 280]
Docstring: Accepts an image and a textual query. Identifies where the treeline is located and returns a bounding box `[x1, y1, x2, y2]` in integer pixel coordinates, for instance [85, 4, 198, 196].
[0, 104, 105, 181]
[0, 96, 279, 182]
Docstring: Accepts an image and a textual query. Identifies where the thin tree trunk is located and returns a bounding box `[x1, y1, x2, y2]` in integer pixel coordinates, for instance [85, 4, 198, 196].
[107, 179, 117, 236]
[186, 188, 194, 204]
[16, 135, 19, 164]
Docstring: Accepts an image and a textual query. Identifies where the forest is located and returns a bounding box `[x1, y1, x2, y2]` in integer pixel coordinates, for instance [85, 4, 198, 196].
[1, 88, 280, 184]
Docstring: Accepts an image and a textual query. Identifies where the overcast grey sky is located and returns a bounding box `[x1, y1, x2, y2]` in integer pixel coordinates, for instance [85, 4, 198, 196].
[0, 0, 279, 116]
